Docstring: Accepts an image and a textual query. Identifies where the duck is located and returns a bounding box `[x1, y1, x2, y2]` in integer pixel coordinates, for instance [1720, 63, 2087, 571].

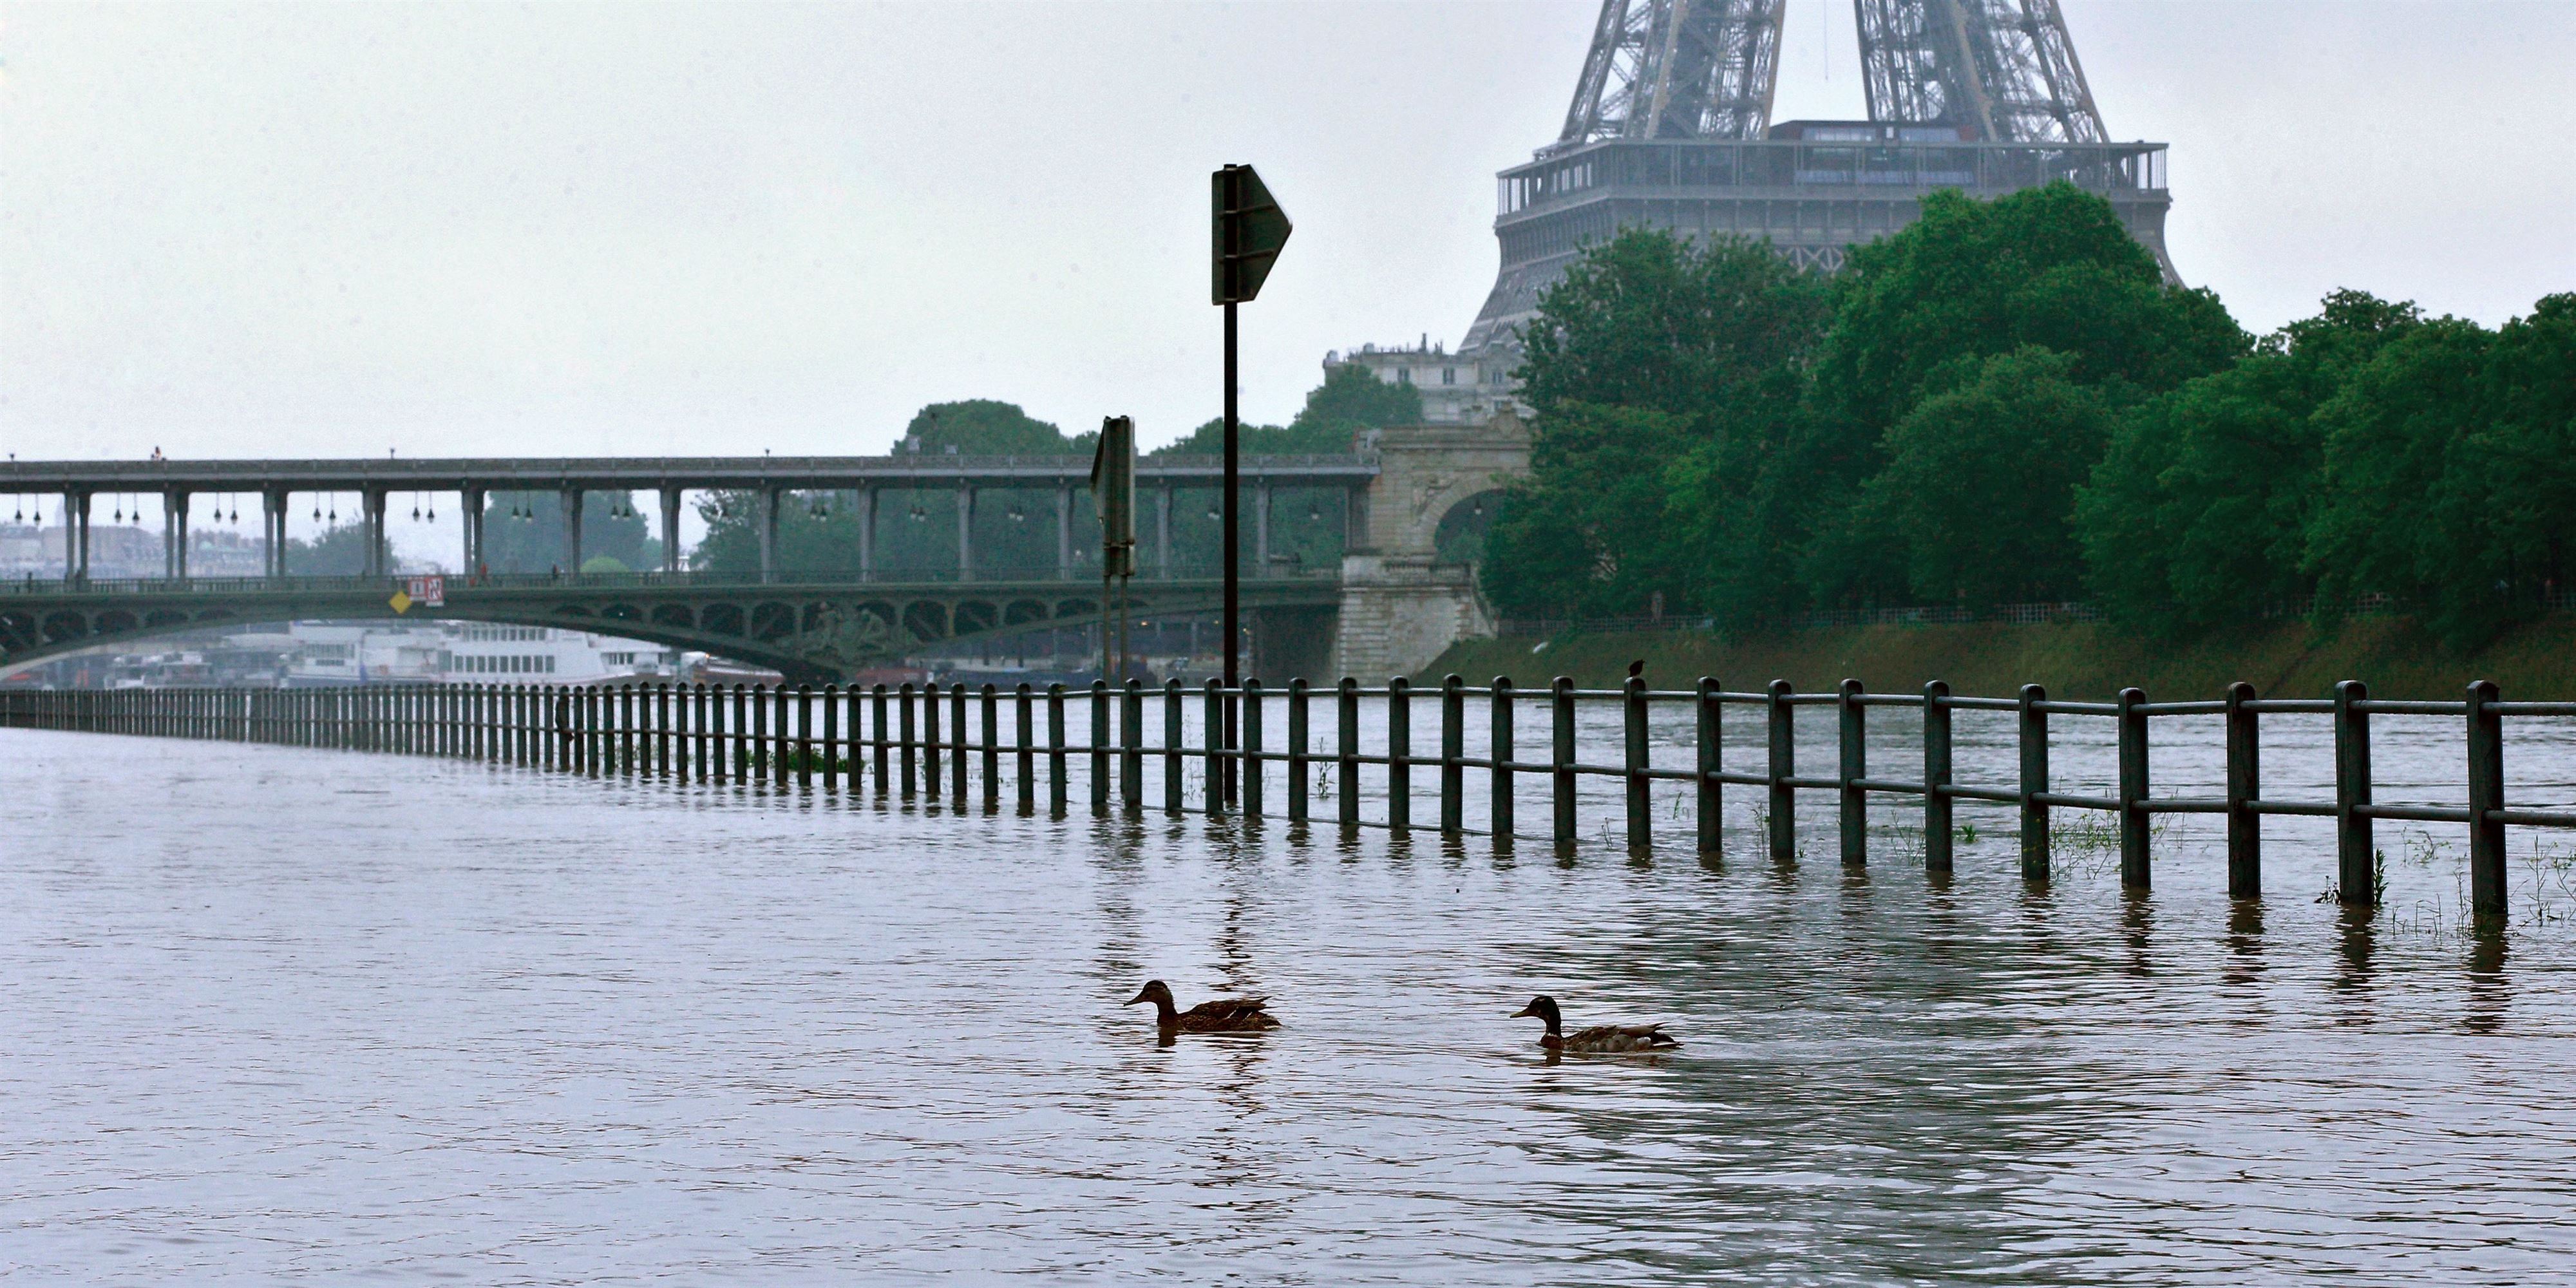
[1510, 994, 1678, 1053]
[1126, 980, 1280, 1032]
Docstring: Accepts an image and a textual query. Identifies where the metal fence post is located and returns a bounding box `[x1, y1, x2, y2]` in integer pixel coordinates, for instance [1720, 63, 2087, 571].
[1551, 677, 1576, 847]
[1016, 683, 1035, 813]
[796, 685, 815, 788]
[981, 683, 1000, 808]
[1165, 679, 1186, 815]
[1121, 678, 1144, 815]
[1046, 683, 1068, 817]
[1694, 677, 1720, 857]
[1242, 679, 1265, 819]
[1624, 674, 1651, 852]
[871, 683, 890, 795]
[1090, 679, 1110, 816]
[2223, 681, 2258, 896]
[1923, 680, 1953, 874]
[1838, 677, 1866, 867]
[2117, 687, 2149, 889]
[1388, 677, 1412, 834]
[1442, 674, 1466, 836]
[2468, 679, 2505, 923]
[2018, 683, 2050, 883]
[1495, 677, 1518, 842]
[1337, 678, 1360, 828]
[1201, 679, 1223, 817]
[950, 683, 969, 802]
[1287, 679, 1310, 824]
[1766, 679, 1794, 863]
[820, 684, 840, 790]
[2334, 679, 2374, 907]
[898, 682, 918, 799]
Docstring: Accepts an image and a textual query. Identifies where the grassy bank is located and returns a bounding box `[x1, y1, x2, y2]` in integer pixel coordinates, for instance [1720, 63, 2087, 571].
[1423, 614, 2576, 701]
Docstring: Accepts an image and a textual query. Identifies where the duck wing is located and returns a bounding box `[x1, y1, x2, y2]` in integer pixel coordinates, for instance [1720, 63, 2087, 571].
[1562, 1023, 1679, 1053]
[1180, 996, 1272, 1023]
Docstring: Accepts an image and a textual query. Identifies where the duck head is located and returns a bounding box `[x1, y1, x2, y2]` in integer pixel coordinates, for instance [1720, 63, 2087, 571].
[1126, 979, 1179, 1022]
[1510, 994, 1562, 1034]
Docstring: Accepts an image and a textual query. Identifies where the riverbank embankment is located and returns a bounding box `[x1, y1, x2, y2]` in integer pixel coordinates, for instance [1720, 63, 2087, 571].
[1425, 614, 2576, 700]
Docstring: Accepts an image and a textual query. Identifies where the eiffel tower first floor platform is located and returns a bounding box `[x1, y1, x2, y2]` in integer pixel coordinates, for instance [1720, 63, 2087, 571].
[1461, 133, 2175, 355]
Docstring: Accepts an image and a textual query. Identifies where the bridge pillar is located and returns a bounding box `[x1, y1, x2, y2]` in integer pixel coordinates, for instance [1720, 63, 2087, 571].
[262, 489, 285, 578]
[758, 488, 777, 583]
[1255, 480, 1271, 574]
[956, 484, 974, 582]
[658, 486, 681, 573]
[165, 491, 190, 580]
[561, 488, 584, 574]
[362, 489, 389, 578]
[462, 487, 486, 576]
[1331, 415, 1530, 681]
[1155, 484, 1172, 580]
[857, 486, 876, 580]
[1055, 484, 1072, 580]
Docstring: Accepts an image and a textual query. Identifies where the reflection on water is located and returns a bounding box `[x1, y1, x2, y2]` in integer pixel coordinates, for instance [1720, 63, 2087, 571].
[5, 727, 2575, 1283]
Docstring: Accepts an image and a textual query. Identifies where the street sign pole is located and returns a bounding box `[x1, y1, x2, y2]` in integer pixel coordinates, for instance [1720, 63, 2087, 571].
[1212, 164, 1290, 808]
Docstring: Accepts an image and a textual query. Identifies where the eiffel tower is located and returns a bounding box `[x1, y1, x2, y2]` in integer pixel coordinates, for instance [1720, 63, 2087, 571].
[1435, 0, 2173, 387]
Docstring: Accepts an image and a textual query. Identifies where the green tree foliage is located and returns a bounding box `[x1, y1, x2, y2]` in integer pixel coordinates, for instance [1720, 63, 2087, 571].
[1155, 361, 1423, 456]
[283, 522, 372, 576]
[901, 400, 1090, 456]
[477, 491, 659, 574]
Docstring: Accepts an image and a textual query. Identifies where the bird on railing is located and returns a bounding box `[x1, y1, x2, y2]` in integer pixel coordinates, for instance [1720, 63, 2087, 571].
[1510, 994, 1678, 1054]
[1125, 980, 1278, 1033]
[1627, 659, 1645, 681]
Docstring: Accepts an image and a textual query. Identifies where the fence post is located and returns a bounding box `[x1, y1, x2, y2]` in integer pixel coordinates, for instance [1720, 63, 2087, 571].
[1046, 682, 1068, 817]
[1441, 674, 1465, 836]
[927, 682, 949, 799]
[1016, 683, 1036, 813]
[1338, 678, 1360, 828]
[1551, 677, 1576, 847]
[2224, 681, 2258, 896]
[898, 682, 918, 798]
[1089, 679, 1110, 816]
[1624, 674, 1651, 852]
[1766, 679, 1794, 863]
[786, 685, 804, 790]
[949, 683, 969, 802]
[2334, 679, 2374, 907]
[1388, 677, 1412, 834]
[1922, 681, 1953, 874]
[819, 684, 838, 790]
[1494, 677, 1517, 842]
[2018, 683, 2050, 884]
[1121, 679, 1144, 814]
[796, 685, 815, 788]
[1201, 679, 1224, 817]
[2117, 687, 2150, 889]
[1694, 678, 1720, 857]
[1165, 679, 1186, 815]
[1242, 679, 1264, 819]
[981, 683, 1000, 809]
[1838, 677, 1866, 867]
[1287, 679, 1311, 824]
[871, 683, 890, 795]
[2467, 679, 2505, 923]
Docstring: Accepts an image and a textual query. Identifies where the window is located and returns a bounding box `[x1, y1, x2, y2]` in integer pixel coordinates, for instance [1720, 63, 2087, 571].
[1397, 368, 1412, 384]
[1442, 368, 1456, 386]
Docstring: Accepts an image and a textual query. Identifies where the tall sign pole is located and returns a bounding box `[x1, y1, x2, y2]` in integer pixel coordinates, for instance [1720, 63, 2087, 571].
[1212, 164, 1291, 804]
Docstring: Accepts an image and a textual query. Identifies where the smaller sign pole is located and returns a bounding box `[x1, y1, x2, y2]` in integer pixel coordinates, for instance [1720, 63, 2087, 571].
[1091, 417, 1137, 685]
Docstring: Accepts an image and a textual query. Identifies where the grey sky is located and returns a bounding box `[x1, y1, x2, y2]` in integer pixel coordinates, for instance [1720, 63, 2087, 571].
[5, 1, 2571, 470]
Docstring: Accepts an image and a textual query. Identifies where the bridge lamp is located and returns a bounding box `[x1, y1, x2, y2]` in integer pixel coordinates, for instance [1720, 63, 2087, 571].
[1007, 506, 1025, 523]
[426, 500, 435, 522]
[312, 500, 323, 522]
[907, 504, 927, 522]
[1306, 502, 1320, 522]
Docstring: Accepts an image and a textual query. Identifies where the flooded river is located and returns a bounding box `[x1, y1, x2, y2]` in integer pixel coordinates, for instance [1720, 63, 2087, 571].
[5, 721, 2575, 1283]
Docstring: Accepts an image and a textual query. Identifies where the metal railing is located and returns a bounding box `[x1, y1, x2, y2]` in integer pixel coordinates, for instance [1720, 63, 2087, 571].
[8, 674, 2571, 924]
[1, 566, 1337, 597]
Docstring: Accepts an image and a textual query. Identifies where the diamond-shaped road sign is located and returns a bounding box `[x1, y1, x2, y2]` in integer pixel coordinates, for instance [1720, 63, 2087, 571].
[1211, 164, 1292, 305]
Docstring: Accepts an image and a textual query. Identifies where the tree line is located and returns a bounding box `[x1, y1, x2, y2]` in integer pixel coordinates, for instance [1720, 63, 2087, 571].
[1480, 184, 2576, 645]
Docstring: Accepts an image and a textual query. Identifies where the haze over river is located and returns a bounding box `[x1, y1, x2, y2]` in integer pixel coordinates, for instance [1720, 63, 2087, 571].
[6, 708, 2575, 1283]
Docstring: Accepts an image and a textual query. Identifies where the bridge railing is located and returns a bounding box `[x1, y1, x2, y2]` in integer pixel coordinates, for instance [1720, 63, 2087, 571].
[1, 565, 1339, 596]
[7, 674, 2575, 927]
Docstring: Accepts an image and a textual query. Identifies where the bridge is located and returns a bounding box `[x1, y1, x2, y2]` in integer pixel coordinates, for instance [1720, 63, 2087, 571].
[1, 420, 1531, 681]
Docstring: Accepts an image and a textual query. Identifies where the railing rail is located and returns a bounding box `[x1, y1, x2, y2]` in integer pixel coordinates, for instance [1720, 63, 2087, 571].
[7, 673, 2571, 925]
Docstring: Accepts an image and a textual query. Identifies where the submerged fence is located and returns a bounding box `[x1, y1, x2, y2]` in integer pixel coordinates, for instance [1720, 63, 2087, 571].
[7, 676, 2575, 922]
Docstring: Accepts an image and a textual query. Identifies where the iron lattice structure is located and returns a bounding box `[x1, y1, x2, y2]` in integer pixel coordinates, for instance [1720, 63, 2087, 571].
[1555, 0, 1786, 147]
[1853, 0, 2105, 143]
[1456, 0, 2165, 357]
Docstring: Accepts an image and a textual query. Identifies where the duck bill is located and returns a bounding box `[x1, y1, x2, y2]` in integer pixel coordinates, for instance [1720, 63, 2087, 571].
[1124, 990, 1151, 1006]
[1508, 1005, 1537, 1019]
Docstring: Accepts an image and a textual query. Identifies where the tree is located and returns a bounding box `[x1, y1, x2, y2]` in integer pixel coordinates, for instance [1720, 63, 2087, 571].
[1864, 348, 2110, 605]
[1482, 404, 1694, 616]
[1517, 228, 1828, 419]
[477, 491, 659, 574]
[900, 400, 1088, 456]
[1154, 362, 1422, 457]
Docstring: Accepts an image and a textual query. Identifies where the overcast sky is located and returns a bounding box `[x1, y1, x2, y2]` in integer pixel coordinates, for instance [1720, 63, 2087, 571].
[5, 0, 2571, 471]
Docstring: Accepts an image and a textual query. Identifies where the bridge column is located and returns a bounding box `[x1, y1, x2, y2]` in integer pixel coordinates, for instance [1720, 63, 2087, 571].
[1155, 484, 1172, 581]
[857, 487, 876, 581]
[61, 491, 80, 583]
[956, 484, 974, 582]
[659, 486, 681, 573]
[363, 489, 388, 578]
[462, 487, 485, 576]
[1055, 484, 1071, 580]
[758, 488, 777, 583]
[263, 490, 285, 578]
[561, 488, 584, 574]
[167, 491, 191, 580]
[1255, 480, 1270, 577]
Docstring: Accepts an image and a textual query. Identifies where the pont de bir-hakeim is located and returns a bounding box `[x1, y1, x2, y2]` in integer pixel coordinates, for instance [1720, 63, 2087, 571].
[1336, 0, 2176, 425]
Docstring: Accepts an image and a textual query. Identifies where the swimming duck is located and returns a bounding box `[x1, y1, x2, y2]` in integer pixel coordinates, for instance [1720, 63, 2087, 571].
[1510, 994, 1678, 1053]
[1126, 980, 1280, 1032]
